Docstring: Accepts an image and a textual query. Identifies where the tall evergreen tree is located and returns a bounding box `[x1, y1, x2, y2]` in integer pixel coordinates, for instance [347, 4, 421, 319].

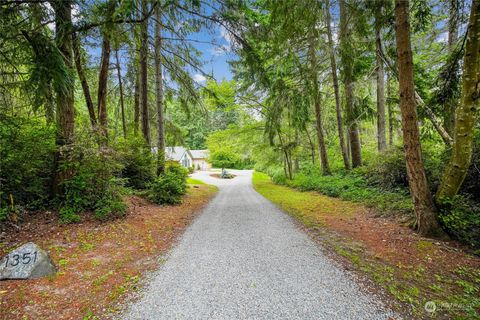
[395, 0, 443, 236]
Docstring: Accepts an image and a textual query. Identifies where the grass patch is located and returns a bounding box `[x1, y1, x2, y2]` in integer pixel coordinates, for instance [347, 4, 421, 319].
[252, 171, 358, 228]
[283, 171, 413, 217]
[187, 177, 206, 185]
[252, 171, 480, 319]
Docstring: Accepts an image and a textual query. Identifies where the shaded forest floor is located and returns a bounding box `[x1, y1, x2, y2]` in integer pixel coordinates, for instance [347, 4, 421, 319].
[0, 183, 217, 320]
[253, 172, 480, 319]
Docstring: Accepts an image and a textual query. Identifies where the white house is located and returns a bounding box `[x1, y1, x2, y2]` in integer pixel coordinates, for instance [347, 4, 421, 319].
[152, 146, 193, 168]
[190, 149, 210, 171]
[166, 146, 193, 168]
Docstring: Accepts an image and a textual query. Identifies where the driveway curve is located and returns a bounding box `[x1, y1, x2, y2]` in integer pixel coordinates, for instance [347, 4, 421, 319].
[120, 170, 396, 320]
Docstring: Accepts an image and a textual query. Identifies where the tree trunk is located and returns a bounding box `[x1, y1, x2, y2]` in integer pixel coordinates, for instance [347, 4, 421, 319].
[293, 130, 300, 172]
[50, 0, 75, 195]
[155, 4, 166, 175]
[395, 0, 443, 237]
[133, 15, 140, 136]
[325, 0, 349, 169]
[134, 67, 140, 136]
[44, 84, 55, 125]
[97, 0, 116, 144]
[378, 39, 453, 145]
[140, 0, 151, 146]
[314, 98, 331, 175]
[308, 31, 331, 175]
[115, 49, 127, 139]
[375, 3, 387, 152]
[437, 0, 480, 200]
[97, 35, 111, 144]
[284, 149, 293, 180]
[278, 131, 293, 180]
[339, 0, 362, 168]
[72, 32, 96, 129]
[444, 0, 460, 135]
[387, 72, 394, 146]
[305, 128, 316, 164]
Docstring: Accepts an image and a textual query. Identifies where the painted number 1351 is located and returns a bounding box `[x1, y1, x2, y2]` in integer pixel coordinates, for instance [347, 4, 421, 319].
[4, 252, 38, 267]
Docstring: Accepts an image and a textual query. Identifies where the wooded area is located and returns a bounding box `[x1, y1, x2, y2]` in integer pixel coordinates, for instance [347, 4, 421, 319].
[1, 0, 480, 319]
[0, 0, 479, 251]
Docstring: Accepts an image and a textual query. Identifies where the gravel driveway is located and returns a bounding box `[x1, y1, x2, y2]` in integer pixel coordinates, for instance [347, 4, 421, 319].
[120, 170, 397, 319]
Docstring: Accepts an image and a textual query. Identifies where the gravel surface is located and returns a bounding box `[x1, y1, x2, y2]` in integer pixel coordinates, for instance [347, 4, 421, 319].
[120, 170, 397, 320]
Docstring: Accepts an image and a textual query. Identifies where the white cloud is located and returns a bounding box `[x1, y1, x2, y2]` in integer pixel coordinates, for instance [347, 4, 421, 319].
[218, 26, 233, 52]
[211, 44, 230, 56]
[72, 4, 80, 23]
[193, 74, 206, 83]
[437, 31, 448, 44]
[220, 26, 233, 44]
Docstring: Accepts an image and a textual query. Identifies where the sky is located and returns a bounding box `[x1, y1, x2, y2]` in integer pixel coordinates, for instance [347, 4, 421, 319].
[55, 2, 236, 87]
[187, 25, 235, 83]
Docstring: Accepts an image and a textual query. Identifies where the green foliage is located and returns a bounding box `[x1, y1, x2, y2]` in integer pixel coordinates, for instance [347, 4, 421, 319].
[167, 79, 244, 150]
[458, 132, 480, 199]
[206, 125, 258, 169]
[0, 205, 23, 223]
[148, 162, 188, 205]
[58, 135, 126, 223]
[362, 147, 409, 190]
[94, 195, 128, 221]
[361, 144, 444, 192]
[202, 79, 238, 111]
[265, 166, 287, 185]
[210, 149, 241, 169]
[438, 195, 480, 251]
[0, 115, 56, 210]
[265, 164, 414, 216]
[186, 177, 205, 185]
[116, 137, 155, 190]
[59, 207, 81, 224]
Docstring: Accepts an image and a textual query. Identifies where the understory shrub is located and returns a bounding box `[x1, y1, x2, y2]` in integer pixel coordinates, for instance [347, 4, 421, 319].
[0, 115, 55, 212]
[264, 164, 413, 217]
[266, 166, 287, 185]
[292, 171, 412, 216]
[362, 145, 444, 192]
[438, 195, 480, 251]
[116, 137, 155, 189]
[148, 161, 188, 205]
[458, 131, 480, 199]
[58, 136, 126, 223]
[0, 205, 24, 223]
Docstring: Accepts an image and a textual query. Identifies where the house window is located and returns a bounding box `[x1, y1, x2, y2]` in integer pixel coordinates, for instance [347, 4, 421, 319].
[182, 155, 189, 167]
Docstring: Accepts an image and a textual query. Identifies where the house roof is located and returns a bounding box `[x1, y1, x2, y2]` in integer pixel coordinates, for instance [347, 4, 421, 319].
[165, 146, 191, 162]
[190, 149, 209, 159]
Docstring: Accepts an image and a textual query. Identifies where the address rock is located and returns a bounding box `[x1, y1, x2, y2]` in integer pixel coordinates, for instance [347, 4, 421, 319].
[0, 242, 57, 280]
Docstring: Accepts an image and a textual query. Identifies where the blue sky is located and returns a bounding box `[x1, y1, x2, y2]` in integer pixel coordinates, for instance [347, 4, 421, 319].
[188, 26, 235, 83]
[76, 5, 235, 86]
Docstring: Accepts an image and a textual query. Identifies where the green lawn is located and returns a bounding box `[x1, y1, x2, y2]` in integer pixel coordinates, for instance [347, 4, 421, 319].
[252, 171, 358, 228]
[187, 177, 206, 185]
